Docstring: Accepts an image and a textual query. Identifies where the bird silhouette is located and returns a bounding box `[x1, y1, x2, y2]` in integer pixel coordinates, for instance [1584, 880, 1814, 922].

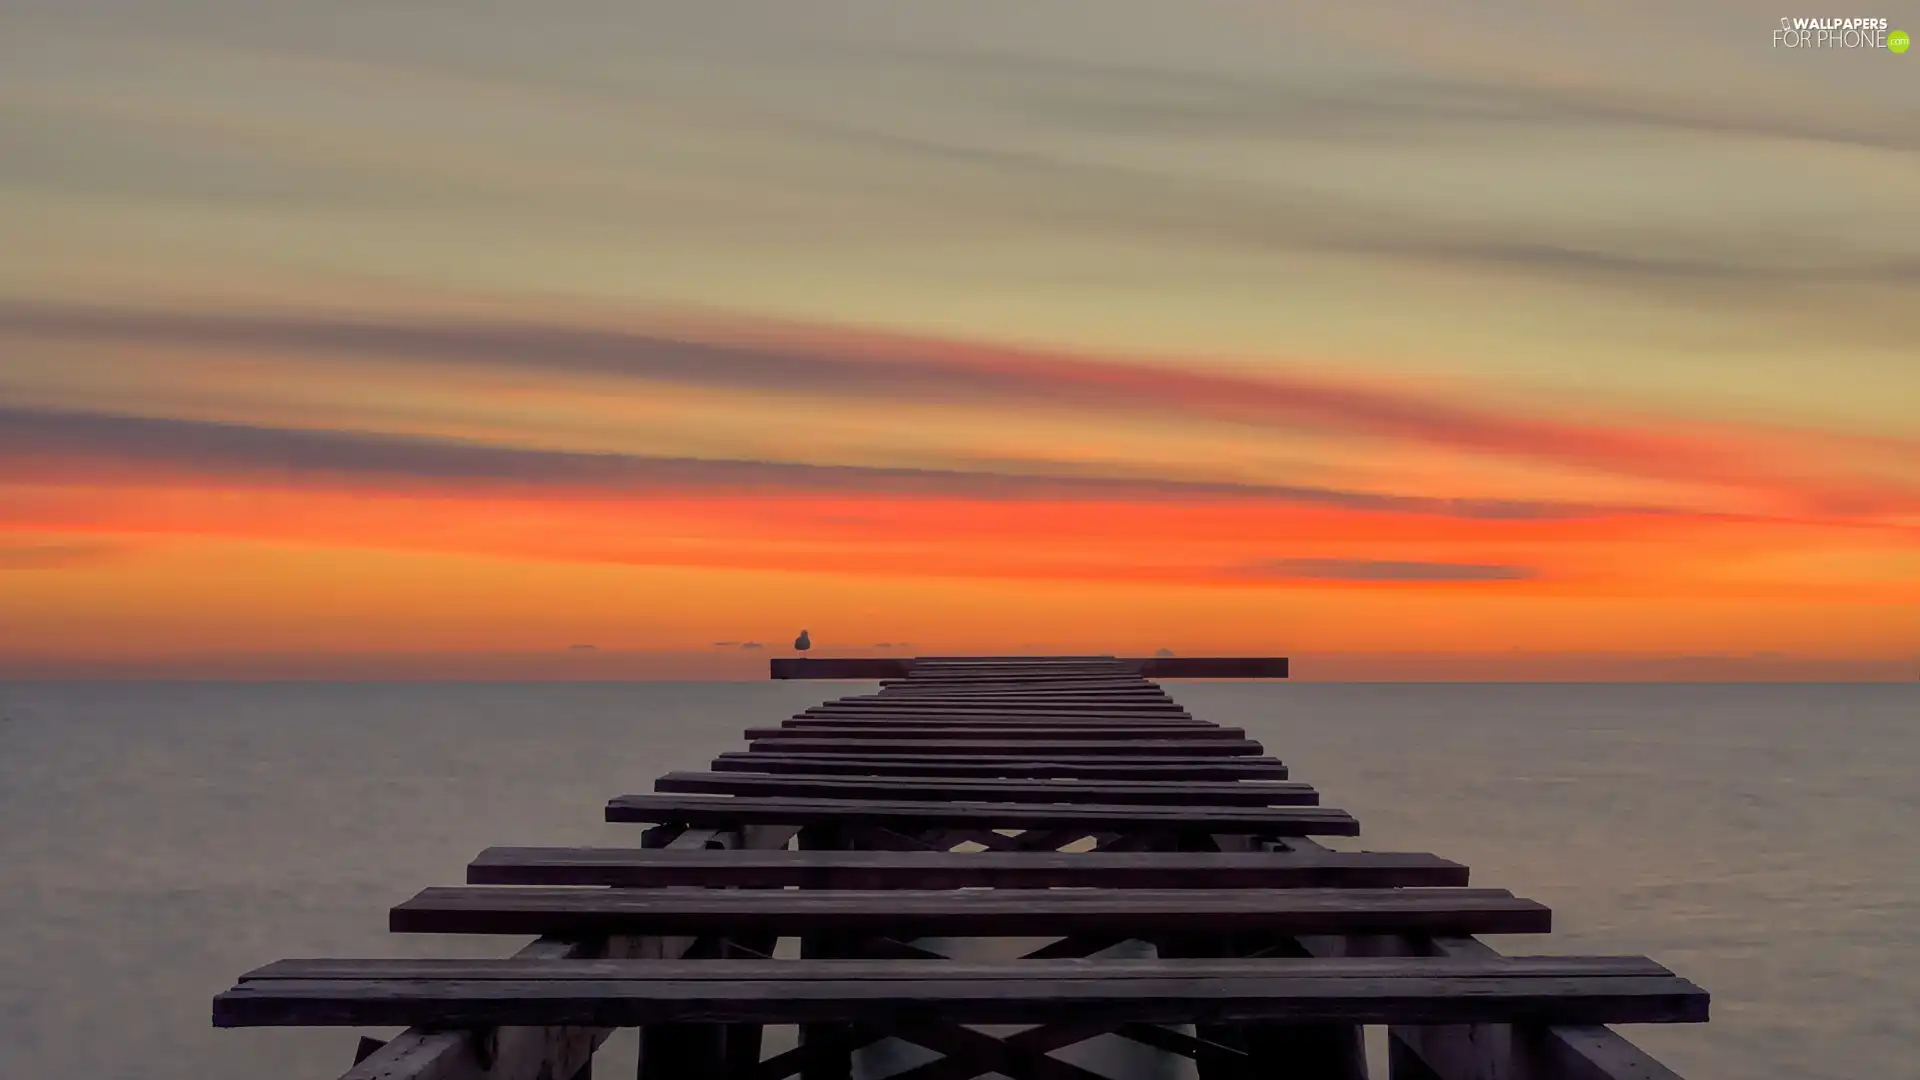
[794, 629, 811, 652]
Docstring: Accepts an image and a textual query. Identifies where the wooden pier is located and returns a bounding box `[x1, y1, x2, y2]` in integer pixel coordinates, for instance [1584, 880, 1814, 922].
[214, 655, 1708, 1079]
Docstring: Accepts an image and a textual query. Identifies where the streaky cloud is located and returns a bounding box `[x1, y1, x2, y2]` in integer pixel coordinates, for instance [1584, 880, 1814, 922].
[9, 299, 1904, 511]
[909, 47, 1920, 157]
[0, 403, 1633, 520]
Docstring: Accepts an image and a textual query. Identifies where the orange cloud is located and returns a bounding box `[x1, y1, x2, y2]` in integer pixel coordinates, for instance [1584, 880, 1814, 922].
[7, 301, 1916, 519]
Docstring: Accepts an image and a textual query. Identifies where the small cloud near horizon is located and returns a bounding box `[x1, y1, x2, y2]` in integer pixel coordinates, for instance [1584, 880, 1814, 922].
[739, 641, 763, 649]
[566, 644, 597, 652]
[711, 641, 738, 647]
[0, 540, 137, 569]
[1244, 558, 1537, 582]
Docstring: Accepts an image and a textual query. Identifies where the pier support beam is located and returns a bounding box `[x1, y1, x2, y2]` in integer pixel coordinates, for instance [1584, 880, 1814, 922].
[338, 826, 790, 1080]
[1199, 832, 1369, 1080]
[798, 825, 854, 1080]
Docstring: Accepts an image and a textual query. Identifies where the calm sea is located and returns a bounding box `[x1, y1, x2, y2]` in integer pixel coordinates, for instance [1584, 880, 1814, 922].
[0, 681, 1913, 1080]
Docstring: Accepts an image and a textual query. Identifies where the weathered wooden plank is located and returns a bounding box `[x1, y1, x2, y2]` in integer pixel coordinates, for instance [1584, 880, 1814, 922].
[1254, 837, 1698, 1080]
[809, 706, 1193, 719]
[749, 738, 1264, 757]
[911, 655, 1126, 664]
[711, 752, 1291, 780]
[879, 700, 1170, 708]
[802, 713, 1197, 727]
[248, 956, 1668, 983]
[809, 703, 1192, 717]
[845, 707, 1187, 719]
[752, 725, 1244, 742]
[771, 658, 911, 679]
[1136, 657, 1288, 679]
[871, 684, 1167, 691]
[775, 711, 1198, 726]
[388, 887, 1544, 938]
[875, 676, 1152, 684]
[885, 670, 1155, 679]
[911, 655, 1123, 662]
[1389, 935, 1696, 1080]
[654, 771, 1318, 806]
[836, 691, 1178, 702]
[901, 661, 1139, 669]
[466, 847, 1471, 890]
[904, 670, 1134, 678]
[907, 656, 1290, 679]
[796, 713, 1201, 726]
[606, 794, 1356, 835]
[889, 677, 1149, 688]
[216, 957, 1702, 1029]
[847, 702, 1184, 713]
[873, 679, 1166, 689]
[771, 657, 1142, 681]
[904, 671, 1132, 676]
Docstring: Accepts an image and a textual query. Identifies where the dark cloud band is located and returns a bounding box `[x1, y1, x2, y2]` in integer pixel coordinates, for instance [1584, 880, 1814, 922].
[0, 403, 1617, 520]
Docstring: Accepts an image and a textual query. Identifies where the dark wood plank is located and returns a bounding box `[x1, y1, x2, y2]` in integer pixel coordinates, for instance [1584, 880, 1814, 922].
[215, 956, 1703, 1029]
[800, 714, 1198, 727]
[872, 681, 1168, 691]
[1136, 658, 1289, 679]
[796, 712, 1202, 725]
[910, 656, 1127, 665]
[711, 752, 1290, 780]
[1388, 933, 1699, 1080]
[911, 654, 1124, 660]
[899, 656, 1289, 679]
[784, 715, 1216, 729]
[246, 956, 1664, 983]
[388, 887, 1540, 937]
[848, 707, 1183, 717]
[836, 692, 1178, 703]
[876, 678, 1156, 690]
[894, 672, 1140, 681]
[654, 771, 1318, 806]
[809, 703, 1192, 717]
[466, 847, 1471, 889]
[749, 738, 1264, 757]
[770, 658, 911, 679]
[848, 703, 1184, 713]
[606, 794, 1355, 835]
[838, 694, 1178, 704]
[751, 726, 1244, 742]
[868, 689, 1171, 699]
[906, 663, 1132, 671]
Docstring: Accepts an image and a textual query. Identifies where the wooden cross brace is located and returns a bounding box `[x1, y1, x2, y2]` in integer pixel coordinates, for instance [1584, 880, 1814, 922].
[750, 1015, 1249, 1080]
[838, 824, 1182, 854]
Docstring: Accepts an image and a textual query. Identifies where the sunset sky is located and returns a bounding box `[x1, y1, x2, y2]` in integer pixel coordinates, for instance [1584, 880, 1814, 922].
[3, 2, 1916, 678]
